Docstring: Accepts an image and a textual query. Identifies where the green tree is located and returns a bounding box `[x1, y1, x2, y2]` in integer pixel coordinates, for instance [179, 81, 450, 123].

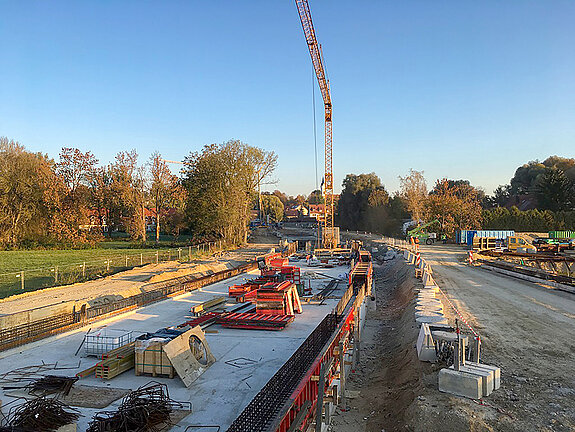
[182, 140, 277, 244]
[260, 194, 284, 222]
[535, 168, 574, 211]
[307, 190, 324, 204]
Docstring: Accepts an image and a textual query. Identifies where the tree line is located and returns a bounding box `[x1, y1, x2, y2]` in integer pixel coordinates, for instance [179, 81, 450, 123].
[337, 160, 575, 237]
[0, 137, 276, 249]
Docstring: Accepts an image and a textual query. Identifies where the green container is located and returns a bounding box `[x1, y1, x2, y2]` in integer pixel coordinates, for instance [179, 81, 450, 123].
[549, 231, 575, 239]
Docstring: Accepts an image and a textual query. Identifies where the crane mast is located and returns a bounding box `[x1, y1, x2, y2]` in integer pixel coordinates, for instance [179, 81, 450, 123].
[295, 0, 335, 248]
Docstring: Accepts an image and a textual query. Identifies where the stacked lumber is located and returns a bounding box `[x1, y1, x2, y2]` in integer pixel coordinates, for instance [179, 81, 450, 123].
[217, 312, 294, 330]
[191, 296, 226, 316]
[94, 342, 135, 379]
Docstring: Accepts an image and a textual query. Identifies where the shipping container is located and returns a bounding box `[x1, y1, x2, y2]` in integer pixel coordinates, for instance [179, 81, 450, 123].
[464, 230, 515, 246]
[549, 231, 575, 239]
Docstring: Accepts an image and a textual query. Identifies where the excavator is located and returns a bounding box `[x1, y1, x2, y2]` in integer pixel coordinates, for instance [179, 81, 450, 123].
[407, 219, 440, 245]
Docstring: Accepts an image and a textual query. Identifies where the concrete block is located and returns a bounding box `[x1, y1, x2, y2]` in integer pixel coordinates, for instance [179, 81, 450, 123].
[438, 368, 482, 399]
[416, 323, 437, 362]
[431, 331, 467, 345]
[418, 290, 436, 297]
[415, 304, 443, 313]
[428, 323, 453, 331]
[416, 315, 449, 325]
[467, 362, 501, 390]
[415, 310, 443, 319]
[449, 365, 494, 396]
[416, 299, 442, 307]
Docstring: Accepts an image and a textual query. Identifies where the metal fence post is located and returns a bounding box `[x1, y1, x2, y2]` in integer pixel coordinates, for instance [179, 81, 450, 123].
[178, 248, 181, 261]
[156, 251, 159, 264]
[125, 255, 128, 267]
[82, 262, 86, 278]
[106, 260, 110, 272]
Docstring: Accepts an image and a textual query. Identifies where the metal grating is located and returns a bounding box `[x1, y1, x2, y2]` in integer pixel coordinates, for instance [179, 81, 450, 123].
[226, 313, 338, 432]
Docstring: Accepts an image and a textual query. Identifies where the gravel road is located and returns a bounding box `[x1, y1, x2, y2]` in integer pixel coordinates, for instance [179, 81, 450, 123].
[422, 244, 575, 431]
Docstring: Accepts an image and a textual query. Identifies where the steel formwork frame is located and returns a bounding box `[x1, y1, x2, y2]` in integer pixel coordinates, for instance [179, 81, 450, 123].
[271, 302, 357, 432]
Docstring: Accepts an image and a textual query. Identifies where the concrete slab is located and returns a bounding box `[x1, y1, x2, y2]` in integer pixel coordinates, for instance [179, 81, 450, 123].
[438, 368, 482, 399]
[0, 262, 350, 431]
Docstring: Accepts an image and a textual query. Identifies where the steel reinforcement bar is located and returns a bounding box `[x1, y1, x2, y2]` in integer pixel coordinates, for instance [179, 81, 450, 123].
[0, 261, 258, 352]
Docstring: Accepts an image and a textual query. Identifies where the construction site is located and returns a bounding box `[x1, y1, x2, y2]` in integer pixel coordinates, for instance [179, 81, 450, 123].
[1, 1, 575, 431]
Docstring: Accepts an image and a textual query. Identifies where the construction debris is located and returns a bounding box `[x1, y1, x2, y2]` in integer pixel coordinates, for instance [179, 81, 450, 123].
[86, 382, 191, 432]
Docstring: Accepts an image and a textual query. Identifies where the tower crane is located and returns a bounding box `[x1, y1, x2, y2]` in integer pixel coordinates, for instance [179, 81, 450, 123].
[295, 0, 336, 248]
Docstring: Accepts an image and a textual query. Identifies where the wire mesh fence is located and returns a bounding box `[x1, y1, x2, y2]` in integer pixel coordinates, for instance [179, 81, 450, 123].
[0, 240, 227, 299]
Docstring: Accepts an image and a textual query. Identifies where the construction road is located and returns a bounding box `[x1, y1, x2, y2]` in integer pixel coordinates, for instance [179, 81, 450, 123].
[421, 244, 575, 431]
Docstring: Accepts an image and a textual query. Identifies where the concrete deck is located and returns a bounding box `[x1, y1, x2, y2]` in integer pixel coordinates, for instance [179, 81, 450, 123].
[0, 261, 350, 431]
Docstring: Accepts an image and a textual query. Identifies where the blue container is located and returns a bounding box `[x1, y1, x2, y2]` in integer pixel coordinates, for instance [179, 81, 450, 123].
[466, 230, 515, 245]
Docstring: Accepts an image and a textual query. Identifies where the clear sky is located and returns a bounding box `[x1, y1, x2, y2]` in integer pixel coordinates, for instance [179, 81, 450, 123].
[1, 1, 574, 196]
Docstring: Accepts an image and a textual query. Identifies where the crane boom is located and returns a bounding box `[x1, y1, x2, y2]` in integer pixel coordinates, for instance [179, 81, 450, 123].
[295, 0, 335, 248]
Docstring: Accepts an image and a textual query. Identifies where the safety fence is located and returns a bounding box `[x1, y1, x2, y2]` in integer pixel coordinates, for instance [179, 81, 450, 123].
[0, 260, 257, 352]
[0, 240, 229, 299]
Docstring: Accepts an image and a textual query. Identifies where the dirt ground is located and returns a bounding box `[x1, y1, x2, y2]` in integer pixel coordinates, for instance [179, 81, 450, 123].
[331, 240, 575, 432]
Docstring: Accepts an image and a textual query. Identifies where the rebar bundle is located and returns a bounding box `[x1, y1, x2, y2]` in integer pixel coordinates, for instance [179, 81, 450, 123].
[86, 382, 191, 432]
[5, 397, 80, 432]
[26, 375, 78, 396]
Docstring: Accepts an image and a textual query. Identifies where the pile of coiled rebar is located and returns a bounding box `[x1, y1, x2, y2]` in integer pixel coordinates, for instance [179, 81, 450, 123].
[86, 382, 190, 432]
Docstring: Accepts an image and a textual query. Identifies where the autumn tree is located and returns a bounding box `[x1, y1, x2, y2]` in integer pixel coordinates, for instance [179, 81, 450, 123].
[398, 169, 428, 224]
[182, 140, 277, 244]
[106, 150, 146, 241]
[425, 179, 482, 235]
[149, 152, 184, 243]
[0, 138, 55, 247]
[54, 147, 99, 242]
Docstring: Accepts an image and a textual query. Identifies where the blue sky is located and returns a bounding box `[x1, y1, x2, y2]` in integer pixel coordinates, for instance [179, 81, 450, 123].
[1, 1, 574, 196]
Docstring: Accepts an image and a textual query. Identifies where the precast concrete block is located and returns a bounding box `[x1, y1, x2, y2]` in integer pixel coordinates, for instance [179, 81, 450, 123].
[415, 306, 443, 314]
[418, 292, 437, 299]
[449, 365, 494, 396]
[417, 323, 437, 362]
[416, 299, 442, 307]
[439, 368, 483, 399]
[467, 362, 501, 390]
[415, 310, 444, 319]
[416, 315, 449, 325]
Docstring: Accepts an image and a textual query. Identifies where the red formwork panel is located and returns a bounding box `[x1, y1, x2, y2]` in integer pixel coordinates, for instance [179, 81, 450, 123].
[273, 303, 357, 432]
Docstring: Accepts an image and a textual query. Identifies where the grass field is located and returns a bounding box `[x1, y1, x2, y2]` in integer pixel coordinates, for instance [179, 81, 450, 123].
[0, 237, 220, 299]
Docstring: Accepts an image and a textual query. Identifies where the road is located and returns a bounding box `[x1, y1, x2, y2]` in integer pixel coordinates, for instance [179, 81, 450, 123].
[421, 244, 575, 432]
